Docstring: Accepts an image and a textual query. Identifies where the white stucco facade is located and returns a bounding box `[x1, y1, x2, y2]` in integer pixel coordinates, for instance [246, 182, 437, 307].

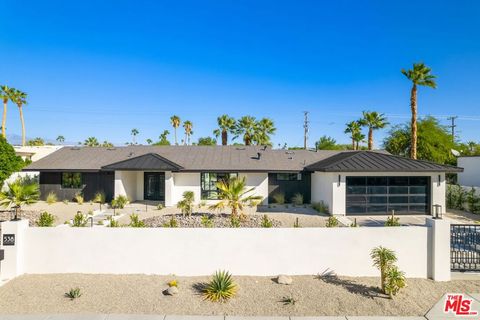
[458, 156, 480, 187]
[311, 171, 446, 216]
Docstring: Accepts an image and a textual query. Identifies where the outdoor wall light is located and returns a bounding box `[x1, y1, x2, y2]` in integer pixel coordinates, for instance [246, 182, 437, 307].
[438, 174, 441, 187]
[338, 174, 341, 187]
[432, 204, 443, 219]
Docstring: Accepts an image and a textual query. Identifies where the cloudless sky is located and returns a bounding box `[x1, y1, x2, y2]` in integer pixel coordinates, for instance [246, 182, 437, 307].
[1, 0, 480, 147]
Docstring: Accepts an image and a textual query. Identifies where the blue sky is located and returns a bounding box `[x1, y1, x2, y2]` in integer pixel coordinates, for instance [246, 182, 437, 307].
[1, 0, 480, 147]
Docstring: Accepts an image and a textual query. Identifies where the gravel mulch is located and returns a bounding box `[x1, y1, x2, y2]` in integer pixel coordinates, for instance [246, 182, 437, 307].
[143, 213, 282, 228]
[0, 210, 40, 227]
[0, 274, 479, 316]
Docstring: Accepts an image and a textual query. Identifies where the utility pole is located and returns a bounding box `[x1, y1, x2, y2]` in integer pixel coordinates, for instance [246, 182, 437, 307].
[303, 111, 309, 149]
[447, 116, 458, 143]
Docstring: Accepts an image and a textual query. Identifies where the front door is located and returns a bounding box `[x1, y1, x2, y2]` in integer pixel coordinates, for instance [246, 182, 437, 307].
[144, 172, 165, 201]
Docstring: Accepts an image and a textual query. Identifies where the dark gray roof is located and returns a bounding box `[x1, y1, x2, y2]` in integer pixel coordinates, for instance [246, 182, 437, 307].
[102, 153, 183, 171]
[305, 151, 463, 173]
[24, 146, 462, 173]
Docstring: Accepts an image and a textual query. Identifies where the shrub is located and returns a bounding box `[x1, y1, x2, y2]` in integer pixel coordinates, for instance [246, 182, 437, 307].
[201, 214, 214, 228]
[261, 214, 273, 228]
[36, 211, 55, 227]
[168, 280, 178, 287]
[128, 214, 145, 228]
[291, 193, 303, 205]
[385, 212, 400, 227]
[71, 211, 88, 227]
[446, 184, 467, 210]
[46, 192, 58, 204]
[177, 191, 195, 217]
[230, 215, 240, 228]
[163, 216, 178, 228]
[293, 217, 301, 228]
[350, 218, 359, 227]
[325, 216, 338, 228]
[108, 216, 120, 228]
[113, 195, 129, 209]
[156, 203, 164, 210]
[93, 191, 106, 210]
[63, 199, 69, 205]
[312, 201, 329, 214]
[384, 266, 406, 299]
[65, 287, 82, 300]
[74, 192, 84, 204]
[203, 270, 237, 302]
[272, 192, 285, 204]
[466, 187, 480, 213]
[370, 246, 397, 294]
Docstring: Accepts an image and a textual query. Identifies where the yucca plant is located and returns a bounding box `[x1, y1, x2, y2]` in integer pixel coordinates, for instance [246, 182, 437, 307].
[46, 192, 57, 204]
[204, 270, 237, 302]
[291, 193, 303, 205]
[371, 246, 397, 293]
[36, 211, 55, 227]
[65, 287, 82, 300]
[177, 191, 195, 217]
[384, 266, 406, 299]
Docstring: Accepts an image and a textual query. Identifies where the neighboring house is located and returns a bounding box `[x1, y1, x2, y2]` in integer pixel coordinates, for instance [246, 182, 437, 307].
[24, 146, 462, 216]
[14, 145, 63, 162]
[457, 156, 480, 187]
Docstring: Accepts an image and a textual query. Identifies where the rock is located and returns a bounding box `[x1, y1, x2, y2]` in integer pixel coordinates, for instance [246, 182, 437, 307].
[277, 275, 292, 285]
[165, 286, 179, 295]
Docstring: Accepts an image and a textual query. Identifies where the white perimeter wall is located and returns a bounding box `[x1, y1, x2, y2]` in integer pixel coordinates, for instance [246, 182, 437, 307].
[20, 226, 430, 277]
[458, 157, 480, 187]
[312, 171, 446, 216]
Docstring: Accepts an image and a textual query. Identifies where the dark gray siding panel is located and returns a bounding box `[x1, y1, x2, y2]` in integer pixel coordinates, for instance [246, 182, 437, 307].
[268, 172, 311, 204]
[39, 171, 114, 202]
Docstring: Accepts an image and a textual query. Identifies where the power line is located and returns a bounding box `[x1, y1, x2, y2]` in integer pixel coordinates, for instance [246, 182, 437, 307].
[447, 116, 458, 142]
[303, 111, 309, 149]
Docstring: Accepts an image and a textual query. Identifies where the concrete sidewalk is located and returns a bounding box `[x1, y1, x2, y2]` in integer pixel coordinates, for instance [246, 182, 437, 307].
[0, 315, 431, 319]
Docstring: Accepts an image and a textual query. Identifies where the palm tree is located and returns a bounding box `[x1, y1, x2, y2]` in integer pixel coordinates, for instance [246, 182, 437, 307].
[344, 121, 362, 150]
[0, 180, 40, 220]
[209, 176, 262, 218]
[84, 137, 100, 147]
[213, 114, 236, 146]
[56, 135, 65, 144]
[370, 246, 397, 294]
[254, 118, 276, 145]
[352, 131, 366, 150]
[10, 89, 28, 146]
[183, 120, 193, 145]
[131, 128, 139, 144]
[401, 63, 437, 159]
[236, 116, 256, 145]
[359, 111, 388, 150]
[0, 85, 14, 138]
[170, 115, 181, 145]
[146, 138, 153, 145]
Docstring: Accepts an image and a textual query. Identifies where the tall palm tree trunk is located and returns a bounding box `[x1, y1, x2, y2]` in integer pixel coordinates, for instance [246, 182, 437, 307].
[410, 85, 418, 159]
[174, 128, 177, 145]
[2, 99, 7, 138]
[19, 105, 26, 146]
[351, 137, 355, 150]
[222, 130, 227, 145]
[368, 128, 373, 150]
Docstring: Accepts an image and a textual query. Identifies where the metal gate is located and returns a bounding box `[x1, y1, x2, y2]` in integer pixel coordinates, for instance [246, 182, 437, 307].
[451, 224, 480, 272]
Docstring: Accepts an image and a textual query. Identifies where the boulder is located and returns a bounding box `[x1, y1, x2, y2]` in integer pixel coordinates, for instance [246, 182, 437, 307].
[277, 275, 293, 285]
[165, 286, 179, 295]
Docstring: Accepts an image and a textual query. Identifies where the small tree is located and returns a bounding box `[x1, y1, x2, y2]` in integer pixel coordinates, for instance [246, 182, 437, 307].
[209, 176, 262, 218]
[177, 191, 195, 217]
[370, 246, 397, 294]
[0, 137, 25, 186]
[0, 180, 39, 220]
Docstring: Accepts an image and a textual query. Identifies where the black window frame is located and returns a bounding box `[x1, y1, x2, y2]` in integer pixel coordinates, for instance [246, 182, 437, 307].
[200, 172, 238, 200]
[61, 172, 83, 189]
[276, 172, 302, 181]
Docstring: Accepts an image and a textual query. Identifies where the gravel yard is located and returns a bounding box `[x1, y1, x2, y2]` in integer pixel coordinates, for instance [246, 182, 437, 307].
[0, 274, 479, 316]
[143, 213, 282, 228]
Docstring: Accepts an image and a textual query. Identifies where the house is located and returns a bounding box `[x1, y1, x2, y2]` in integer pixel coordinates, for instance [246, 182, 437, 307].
[457, 156, 480, 187]
[14, 145, 63, 162]
[23, 145, 462, 216]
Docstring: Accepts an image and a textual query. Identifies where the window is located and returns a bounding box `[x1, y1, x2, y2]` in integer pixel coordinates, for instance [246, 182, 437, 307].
[201, 172, 238, 200]
[276, 173, 302, 181]
[62, 172, 82, 188]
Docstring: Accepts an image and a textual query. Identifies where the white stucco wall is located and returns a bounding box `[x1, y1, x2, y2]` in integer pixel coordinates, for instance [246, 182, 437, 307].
[114, 171, 138, 201]
[13, 145, 63, 162]
[458, 157, 480, 187]
[311, 172, 446, 216]
[239, 172, 269, 205]
[171, 172, 201, 205]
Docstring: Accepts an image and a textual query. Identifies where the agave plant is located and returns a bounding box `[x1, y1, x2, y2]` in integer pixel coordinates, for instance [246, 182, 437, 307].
[65, 287, 82, 300]
[203, 270, 237, 302]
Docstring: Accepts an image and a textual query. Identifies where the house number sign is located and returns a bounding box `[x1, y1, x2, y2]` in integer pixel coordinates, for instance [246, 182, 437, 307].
[2, 234, 15, 246]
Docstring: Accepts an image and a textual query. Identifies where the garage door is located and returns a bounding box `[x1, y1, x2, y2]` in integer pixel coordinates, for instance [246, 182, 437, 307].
[346, 176, 430, 215]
